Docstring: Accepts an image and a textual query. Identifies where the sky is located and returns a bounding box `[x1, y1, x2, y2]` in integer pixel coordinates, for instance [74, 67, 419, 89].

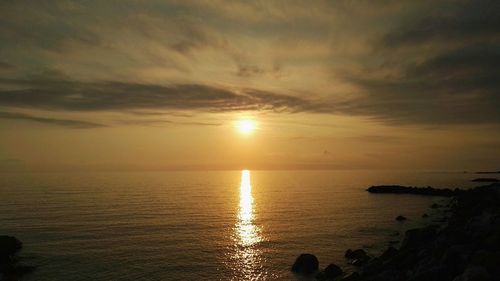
[1, 0, 499, 171]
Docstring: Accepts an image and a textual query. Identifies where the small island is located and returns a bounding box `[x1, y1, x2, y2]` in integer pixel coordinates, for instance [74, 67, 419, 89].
[471, 178, 499, 182]
[366, 185, 460, 197]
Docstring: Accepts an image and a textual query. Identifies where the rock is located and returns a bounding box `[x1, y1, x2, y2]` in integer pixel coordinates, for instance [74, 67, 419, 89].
[380, 246, 398, 260]
[469, 250, 500, 277]
[324, 263, 343, 279]
[396, 215, 407, 221]
[0, 236, 22, 259]
[408, 265, 453, 281]
[377, 269, 406, 281]
[431, 203, 442, 209]
[401, 226, 437, 250]
[422, 213, 429, 218]
[292, 253, 319, 275]
[340, 272, 360, 281]
[453, 265, 490, 281]
[0, 236, 35, 279]
[315, 271, 326, 281]
[345, 249, 368, 260]
[345, 249, 370, 266]
[441, 247, 467, 277]
[362, 257, 383, 275]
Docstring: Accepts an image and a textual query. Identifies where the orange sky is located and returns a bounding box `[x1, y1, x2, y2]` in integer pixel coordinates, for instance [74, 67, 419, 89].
[1, 1, 499, 171]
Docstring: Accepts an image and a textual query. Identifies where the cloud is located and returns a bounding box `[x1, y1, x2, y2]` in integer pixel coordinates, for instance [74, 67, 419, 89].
[0, 0, 499, 126]
[0, 61, 13, 69]
[0, 111, 105, 128]
[382, 0, 500, 47]
[340, 0, 500, 125]
[0, 78, 317, 113]
[118, 119, 221, 126]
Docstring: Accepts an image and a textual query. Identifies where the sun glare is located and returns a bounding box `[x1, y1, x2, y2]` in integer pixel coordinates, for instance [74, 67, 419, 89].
[236, 119, 256, 135]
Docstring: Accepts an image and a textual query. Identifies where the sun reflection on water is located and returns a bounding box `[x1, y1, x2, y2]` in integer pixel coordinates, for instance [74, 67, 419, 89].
[231, 169, 266, 280]
[237, 170, 261, 246]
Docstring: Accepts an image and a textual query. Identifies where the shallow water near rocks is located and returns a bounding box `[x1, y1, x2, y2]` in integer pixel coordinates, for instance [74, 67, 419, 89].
[0, 170, 475, 280]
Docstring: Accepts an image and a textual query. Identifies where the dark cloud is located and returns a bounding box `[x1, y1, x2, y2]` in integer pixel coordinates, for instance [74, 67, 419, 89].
[0, 78, 315, 113]
[236, 65, 265, 77]
[0, 111, 105, 128]
[383, 0, 500, 47]
[0, 0, 499, 126]
[0, 2, 100, 51]
[0, 61, 13, 69]
[350, 135, 403, 144]
[118, 119, 221, 126]
[235, 63, 282, 78]
[343, 0, 500, 125]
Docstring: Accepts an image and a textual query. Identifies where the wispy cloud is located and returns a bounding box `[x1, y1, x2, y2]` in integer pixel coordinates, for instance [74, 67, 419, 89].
[0, 0, 499, 126]
[0, 111, 105, 128]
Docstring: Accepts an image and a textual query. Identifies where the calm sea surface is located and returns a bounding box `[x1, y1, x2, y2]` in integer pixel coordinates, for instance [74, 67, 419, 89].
[0, 170, 476, 280]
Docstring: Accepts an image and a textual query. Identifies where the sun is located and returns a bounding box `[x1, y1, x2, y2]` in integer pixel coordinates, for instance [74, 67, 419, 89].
[236, 119, 256, 135]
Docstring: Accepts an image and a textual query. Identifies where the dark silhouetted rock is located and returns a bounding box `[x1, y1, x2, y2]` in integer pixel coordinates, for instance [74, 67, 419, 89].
[345, 249, 367, 260]
[396, 215, 407, 221]
[346, 249, 370, 266]
[340, 272, 360, 281]
[380, 246, 398, 260]
[367, 185, 459, 197]
[453, 265, 490, 281]
[401, 226, 437, 250]
[472, 178, 499, 182]
[351, 183, 500, 281]
[0, 236, 22, 259]
[324, 263, 343, 279]
[431, 203, 442, 209]
[292, 253, 319, 275]
[0, 236, 35, 279]
[408, 265, 453, 281]
[422, 213, 429, 218]
[362, 257, 383, 275]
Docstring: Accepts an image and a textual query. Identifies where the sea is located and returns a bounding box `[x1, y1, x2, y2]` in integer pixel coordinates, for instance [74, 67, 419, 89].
[0, 170, 477, 280]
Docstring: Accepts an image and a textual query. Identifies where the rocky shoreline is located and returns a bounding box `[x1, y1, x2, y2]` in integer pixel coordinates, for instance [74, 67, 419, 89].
[292, 183, 500, 281]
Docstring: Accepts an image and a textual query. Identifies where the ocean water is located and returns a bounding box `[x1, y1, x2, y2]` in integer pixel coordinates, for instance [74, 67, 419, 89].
[0, 170, 476, 280]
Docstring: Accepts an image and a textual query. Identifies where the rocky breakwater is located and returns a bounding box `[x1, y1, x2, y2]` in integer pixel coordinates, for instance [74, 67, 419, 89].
[292, 183, 500, 281]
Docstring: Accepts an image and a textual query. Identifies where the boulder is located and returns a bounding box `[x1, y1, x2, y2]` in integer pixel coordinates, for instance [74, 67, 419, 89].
[0, 236, 22, 258]
[380, 246, 398, 261]
[346, 248, 371, 266]
[340, 272, 360, 281]
[324, 263, 343, 280]
[292, 253, 319, 275]
[345, 249, 368, 260]
[408, 265, 453, 281]
[401, 226, 437, 250]
[396, 215, 407, 221]
[422, 213, 429, 218]
[452, 265, 490, 281]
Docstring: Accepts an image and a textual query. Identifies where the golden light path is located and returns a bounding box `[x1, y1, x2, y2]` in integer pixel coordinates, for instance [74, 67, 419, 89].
[232, 169, 265, 280]
[237, 170, 260, 246]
